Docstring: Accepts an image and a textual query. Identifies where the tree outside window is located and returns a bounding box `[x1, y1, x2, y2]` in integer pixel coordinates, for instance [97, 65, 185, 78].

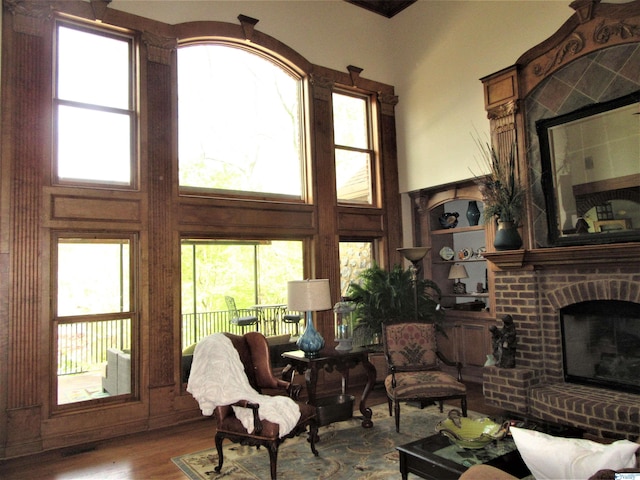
[178, 44, 304, 199]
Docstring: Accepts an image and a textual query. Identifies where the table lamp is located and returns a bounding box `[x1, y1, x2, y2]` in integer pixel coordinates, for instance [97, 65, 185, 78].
[288, 279, 332, 358]
[448, 264, 469, 294]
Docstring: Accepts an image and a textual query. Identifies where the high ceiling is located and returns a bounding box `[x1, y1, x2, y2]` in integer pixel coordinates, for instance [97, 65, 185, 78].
[344, 0, 417, 18]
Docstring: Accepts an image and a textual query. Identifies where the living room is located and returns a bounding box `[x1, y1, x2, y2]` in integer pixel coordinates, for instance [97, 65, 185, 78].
[1, 0, 639, 478]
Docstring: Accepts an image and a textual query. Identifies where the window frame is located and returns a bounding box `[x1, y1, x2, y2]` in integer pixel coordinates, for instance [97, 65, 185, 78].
[51, 232, 140, 411]
[176, 40, 308, 203]
[333, 89, 378, 207]
[52, 20, 138, 190]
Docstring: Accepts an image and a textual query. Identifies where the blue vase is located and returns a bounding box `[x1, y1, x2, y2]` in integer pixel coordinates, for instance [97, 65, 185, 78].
[466, 201, 481, 226]
[297, 315, 324, 358]
[494, 221, 523, 250]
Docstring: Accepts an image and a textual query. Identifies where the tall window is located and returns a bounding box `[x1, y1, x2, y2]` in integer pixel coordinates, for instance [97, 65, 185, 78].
[54, 23, 135, 187]
[339, 240, 373, 296]
[178, 44, 304, 199]
[54, 236, 136, 406]
[181, 239, 303, 348]
[333, 92, 374, 205]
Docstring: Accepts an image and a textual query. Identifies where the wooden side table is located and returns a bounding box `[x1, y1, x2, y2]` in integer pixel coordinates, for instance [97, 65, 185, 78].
[282, 347, 377, 428]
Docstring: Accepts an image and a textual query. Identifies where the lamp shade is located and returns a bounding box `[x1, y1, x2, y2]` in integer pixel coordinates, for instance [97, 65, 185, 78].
[287, 279, 332, 311]
[448, 264, 469, 280]
[397, 247, 430, 262]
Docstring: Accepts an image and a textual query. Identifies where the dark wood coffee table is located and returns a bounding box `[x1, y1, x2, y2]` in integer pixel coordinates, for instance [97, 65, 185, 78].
[397, 433, 530, 480]
[397, 417, 583, 480]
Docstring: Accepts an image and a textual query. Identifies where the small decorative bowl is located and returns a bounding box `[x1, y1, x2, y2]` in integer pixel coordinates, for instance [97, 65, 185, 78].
[438, 212, 459, 229]
[436, 409, 509, 449]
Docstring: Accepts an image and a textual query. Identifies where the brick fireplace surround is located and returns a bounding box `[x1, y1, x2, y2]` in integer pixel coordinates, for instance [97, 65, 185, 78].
[482, 249, 640, 440]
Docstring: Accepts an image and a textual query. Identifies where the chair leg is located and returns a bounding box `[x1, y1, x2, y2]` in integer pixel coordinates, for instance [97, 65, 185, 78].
[214, 432, 225, 474]
[461, 396, 468, 417]
[394, 400, 401, 433]
[387, 396, 392, 416]
[268, 443, 278, 480]
[438, 400, 444, 413]
[308, 421, 319, 456]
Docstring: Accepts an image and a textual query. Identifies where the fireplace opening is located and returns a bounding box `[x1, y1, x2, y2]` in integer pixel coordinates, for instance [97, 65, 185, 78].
[561, 300, 640, 394]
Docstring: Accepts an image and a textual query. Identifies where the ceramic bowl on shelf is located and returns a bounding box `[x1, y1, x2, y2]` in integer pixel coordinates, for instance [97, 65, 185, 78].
[458, 247, 473, 260]
[436, 409, 509, 449]
[438, 212, 459, 229]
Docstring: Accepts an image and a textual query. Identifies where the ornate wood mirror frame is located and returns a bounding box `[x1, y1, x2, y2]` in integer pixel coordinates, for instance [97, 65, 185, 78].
[481, 0, 640, 262]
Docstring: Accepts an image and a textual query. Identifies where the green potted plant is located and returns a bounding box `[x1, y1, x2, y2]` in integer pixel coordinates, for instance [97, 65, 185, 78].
[472, 137, 526, 250]
[346, 263, 444, 346]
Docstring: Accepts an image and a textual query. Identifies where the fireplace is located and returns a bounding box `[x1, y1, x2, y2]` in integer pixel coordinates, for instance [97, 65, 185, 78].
[481, 259, 640, 440]
[561, 300, 640, 395]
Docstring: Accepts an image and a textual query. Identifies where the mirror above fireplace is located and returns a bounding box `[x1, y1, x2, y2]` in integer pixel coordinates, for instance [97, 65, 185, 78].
[537, 91, 640, 246]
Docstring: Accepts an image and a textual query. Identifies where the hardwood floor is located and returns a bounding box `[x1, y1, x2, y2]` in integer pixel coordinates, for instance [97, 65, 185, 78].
[0, 382, 502, 479]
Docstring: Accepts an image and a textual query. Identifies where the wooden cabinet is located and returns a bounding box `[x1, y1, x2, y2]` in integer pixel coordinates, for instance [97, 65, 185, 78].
[437, 315, 492, 382]
[411, 180, 495, 382]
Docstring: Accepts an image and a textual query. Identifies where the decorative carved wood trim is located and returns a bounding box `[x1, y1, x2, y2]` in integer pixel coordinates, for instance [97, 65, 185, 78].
[90, 0, 111, 22]
[142, 31, 177, 65]
[237, 14, 259, 42]
[378, 93, 398, 116]
[593, 19, 640, 44]
[309, 73, 334, 101]
[347, 65, 363, 87]
[517, 1, 640, 97]
[569, 0, 598, 24]
[4, 0, 53, 36]
[531, 32, 585, 79]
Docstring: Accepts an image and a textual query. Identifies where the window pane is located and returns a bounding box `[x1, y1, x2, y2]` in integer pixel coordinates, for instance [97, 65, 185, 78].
[339, 241, 373, 297]
[57, 105, 131, 184]
[57, 318, 131, 404]
[180, 239, 303, 348]
[57, 26, 130, 109]
[333, 93, 368, 149]
[335, 149, 372, 204]
[178, 45, 303, 197]
[57, 239, 130, 316]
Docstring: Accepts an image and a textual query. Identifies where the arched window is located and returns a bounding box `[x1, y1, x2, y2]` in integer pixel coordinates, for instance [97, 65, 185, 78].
[177, 44, 304, 200]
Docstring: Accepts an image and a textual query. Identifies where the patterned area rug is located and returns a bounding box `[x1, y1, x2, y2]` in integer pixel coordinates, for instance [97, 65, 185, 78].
[172, 402, 487, 480]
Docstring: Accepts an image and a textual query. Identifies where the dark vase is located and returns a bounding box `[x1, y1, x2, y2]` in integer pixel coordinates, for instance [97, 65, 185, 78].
[466, 201, 481, 226]
[296, 315, 325, 358]
[494, 221, 523, 250]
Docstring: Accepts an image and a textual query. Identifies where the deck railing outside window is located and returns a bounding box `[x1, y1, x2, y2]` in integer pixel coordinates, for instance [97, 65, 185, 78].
[58, 308, 301, 375]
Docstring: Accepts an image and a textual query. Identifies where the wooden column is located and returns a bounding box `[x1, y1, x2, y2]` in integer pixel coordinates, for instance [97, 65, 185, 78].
[141, 32, 178, 416]
[308, 73, 340, 340]
[1, 1, 52, 456]
[480, 67, 530, 249]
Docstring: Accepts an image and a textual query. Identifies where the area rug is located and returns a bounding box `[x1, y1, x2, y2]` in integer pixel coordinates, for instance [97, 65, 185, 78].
[172, 402, 484, 479]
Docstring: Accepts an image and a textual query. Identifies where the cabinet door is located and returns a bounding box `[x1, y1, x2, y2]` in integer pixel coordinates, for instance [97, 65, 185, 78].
[437, 322, 458, 362]
[459, 322, 490, 367]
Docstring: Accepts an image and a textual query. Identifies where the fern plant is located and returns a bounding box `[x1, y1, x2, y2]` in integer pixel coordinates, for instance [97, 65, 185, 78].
[346, 263, 443, 344]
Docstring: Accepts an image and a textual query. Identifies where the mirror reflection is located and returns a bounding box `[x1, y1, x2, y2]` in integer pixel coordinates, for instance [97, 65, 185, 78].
[538, 92, 640, 245]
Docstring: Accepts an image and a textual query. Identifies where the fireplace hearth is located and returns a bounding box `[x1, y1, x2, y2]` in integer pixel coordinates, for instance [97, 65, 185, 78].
[562, 300, 640, 395]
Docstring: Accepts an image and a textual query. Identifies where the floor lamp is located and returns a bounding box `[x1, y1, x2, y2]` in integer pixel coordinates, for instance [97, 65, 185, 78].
[397, 247, 431, 320]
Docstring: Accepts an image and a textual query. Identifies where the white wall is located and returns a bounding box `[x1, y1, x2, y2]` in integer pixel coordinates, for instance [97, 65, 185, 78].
[390, 1, 571, 193]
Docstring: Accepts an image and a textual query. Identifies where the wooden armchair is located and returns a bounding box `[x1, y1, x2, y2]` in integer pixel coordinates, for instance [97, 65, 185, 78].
[212, 332, 318, 479]
[382, 322, 467, 432]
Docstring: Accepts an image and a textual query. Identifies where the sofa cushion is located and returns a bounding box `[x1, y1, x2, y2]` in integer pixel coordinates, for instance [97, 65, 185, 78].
[510, 426, 639, 480]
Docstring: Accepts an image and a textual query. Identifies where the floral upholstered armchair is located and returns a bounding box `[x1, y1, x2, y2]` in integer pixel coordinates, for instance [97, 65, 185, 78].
[382, 322, 467, 432]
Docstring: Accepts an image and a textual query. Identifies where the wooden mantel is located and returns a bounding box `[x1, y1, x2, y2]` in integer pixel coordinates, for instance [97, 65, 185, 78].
[484, 242, 640, 269]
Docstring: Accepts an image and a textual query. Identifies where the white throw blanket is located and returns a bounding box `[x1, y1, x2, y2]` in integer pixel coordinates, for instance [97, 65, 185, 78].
[187, 333, 301, 438]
